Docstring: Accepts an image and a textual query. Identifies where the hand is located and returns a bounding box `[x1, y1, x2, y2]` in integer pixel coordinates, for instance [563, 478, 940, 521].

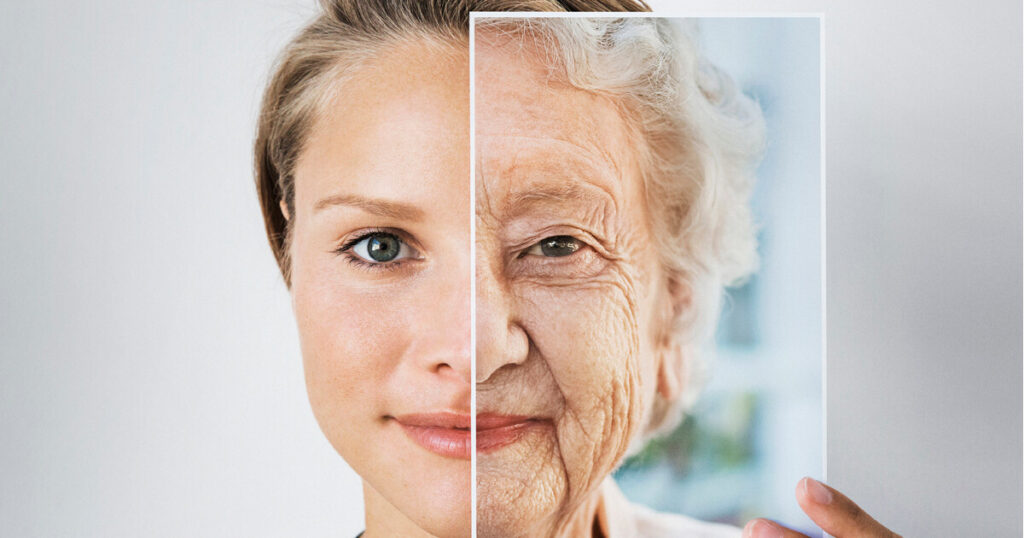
[742, 477, 901, 538]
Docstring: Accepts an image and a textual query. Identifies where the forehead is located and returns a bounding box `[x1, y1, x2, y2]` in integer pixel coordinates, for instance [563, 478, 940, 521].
[295, 40, 469, 211]
[475, 30, 642, 209]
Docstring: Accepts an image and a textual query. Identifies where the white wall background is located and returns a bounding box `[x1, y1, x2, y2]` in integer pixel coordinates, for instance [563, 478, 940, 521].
[0, 2, 366, 536]
[1, 1, 1021, 537]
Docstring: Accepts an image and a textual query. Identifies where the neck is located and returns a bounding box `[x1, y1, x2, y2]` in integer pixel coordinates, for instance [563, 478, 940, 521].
[362, 481, 437, 538]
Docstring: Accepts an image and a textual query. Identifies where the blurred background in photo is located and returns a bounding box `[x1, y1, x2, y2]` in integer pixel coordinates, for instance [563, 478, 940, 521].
[614, 17, 823, 536]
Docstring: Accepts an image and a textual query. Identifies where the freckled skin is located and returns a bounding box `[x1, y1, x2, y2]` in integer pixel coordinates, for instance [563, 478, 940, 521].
[289, 41, 471, 537]
[475, 32, 675, 537]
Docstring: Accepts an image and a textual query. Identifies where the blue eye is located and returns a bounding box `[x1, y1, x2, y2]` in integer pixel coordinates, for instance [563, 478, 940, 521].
[525, 235, 581, 257]
[350, 233, 417, 263]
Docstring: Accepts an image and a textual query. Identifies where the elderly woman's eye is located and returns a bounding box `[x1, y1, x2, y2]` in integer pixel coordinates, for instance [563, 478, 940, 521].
[346, 232, 417, 264]
[525, 235, 582, 258]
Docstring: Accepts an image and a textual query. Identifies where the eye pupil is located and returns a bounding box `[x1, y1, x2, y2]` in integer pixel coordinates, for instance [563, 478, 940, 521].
[367, 234, 401, 262]
[540, 236, 579, 257]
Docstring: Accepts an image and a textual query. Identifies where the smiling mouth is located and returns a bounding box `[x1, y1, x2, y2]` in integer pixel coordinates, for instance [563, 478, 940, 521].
[393, 412, 471, 460]
[476, 413, 549, 453]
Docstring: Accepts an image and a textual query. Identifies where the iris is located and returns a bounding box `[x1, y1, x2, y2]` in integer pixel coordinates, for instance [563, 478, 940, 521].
[366, 233, 401, 262]
[539, 236, 580, 257]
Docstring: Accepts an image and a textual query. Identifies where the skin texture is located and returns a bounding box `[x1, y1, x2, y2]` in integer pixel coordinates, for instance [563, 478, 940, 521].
[474, 31, 683, 537]
[287, 40, 470, 537]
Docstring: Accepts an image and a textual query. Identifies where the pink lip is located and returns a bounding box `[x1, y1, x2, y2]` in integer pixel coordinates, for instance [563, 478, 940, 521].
[476, 413, 547, 453]
[393, 412, 471, 460]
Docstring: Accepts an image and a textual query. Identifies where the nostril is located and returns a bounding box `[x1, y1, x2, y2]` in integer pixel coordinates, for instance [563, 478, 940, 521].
[431, 360, 471, 383]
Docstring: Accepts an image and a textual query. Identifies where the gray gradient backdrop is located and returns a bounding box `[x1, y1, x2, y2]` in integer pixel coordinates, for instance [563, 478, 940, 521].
[1, 1, 1021, 537]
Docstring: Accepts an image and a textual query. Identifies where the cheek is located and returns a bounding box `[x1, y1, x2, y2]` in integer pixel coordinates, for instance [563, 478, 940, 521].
[518, 274, 647, 495]
[290, 265, 413, 443]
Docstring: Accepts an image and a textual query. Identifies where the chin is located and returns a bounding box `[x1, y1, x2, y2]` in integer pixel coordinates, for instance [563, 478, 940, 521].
[328, 419, 472, 537]
[390, 452, 472, 537]
[476, 446, 565, 537]
[476, 494, 533, 538]
[431, 468, 472, 534]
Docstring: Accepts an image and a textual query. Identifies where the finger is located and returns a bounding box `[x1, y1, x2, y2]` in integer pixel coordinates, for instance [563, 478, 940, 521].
[742, 518, 810, 538]
[795, 477, 901, 537]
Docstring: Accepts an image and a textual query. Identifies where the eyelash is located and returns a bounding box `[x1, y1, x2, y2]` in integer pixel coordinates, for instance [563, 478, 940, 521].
[334, 228, 415, 272]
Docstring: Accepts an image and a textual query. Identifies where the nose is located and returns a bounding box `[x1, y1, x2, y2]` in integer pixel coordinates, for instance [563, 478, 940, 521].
[476, 254, 528, 382]
[413, 258, 471, 384]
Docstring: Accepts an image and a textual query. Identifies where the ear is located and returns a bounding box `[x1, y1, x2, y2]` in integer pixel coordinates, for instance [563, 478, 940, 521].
[657, 341, 686, 401]
[655, 275, 692, 402]
[279, 199, 290, 221]
[665, 274, 692, 321]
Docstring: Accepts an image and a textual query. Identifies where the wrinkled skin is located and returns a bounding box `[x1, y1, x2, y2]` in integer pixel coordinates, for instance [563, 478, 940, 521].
[474, 32, 682, 537]
[288, 41, 471, 537]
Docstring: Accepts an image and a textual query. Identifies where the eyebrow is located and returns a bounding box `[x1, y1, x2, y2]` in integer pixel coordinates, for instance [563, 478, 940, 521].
[504, 181, 614, 217]
[313, 193, 425, 221]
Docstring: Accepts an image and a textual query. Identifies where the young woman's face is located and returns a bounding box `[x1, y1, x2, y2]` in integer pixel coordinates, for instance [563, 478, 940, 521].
[288, 41, 470, 536]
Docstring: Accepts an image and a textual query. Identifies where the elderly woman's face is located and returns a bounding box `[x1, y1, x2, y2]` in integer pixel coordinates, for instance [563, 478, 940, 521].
[288, 42, 470, 536]
[475, 35, 676, 535]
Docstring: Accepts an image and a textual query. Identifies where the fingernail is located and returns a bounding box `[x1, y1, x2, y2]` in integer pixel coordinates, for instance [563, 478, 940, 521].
[804, 477, 833, 505]
[746, 519, 786, 538]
